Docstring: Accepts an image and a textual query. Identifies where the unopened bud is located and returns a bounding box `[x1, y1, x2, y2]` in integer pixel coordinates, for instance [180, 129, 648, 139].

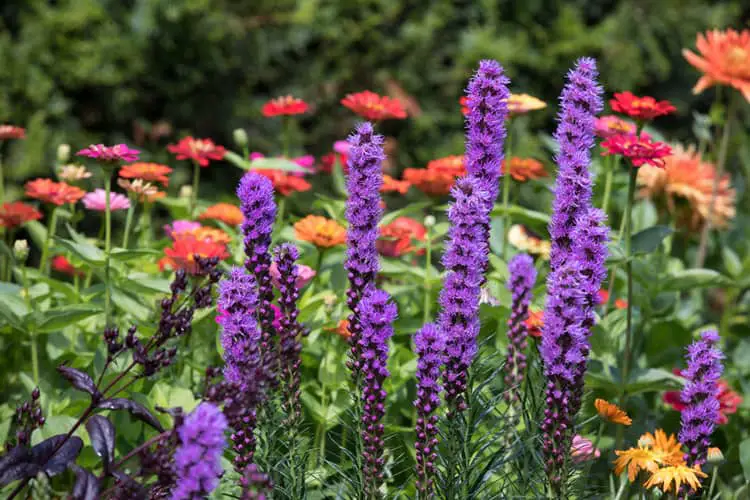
[57, 144, 71, 164]
[179, 185, 193, 200]
[424, 215, 436, 228]
[13, 240, 29, 262]
[233, 128, 248, 148]
[707, 447, 724, 464]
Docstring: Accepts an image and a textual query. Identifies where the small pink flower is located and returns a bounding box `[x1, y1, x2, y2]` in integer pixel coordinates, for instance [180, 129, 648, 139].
[164, 220, 202, 238]
[594, 115, 637, 139]
[269, 261, 316, 290]
[570, 435, 600, 463]
[270, 304, 282, 331]
[333, 140, 350, 155]
[76, 144, 140, 163]
[82, 189, 131, 211]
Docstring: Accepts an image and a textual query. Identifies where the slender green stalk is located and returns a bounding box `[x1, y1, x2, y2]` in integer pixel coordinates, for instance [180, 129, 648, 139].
[21, 265, 38, 384]
[39, 206, 59, 275]
[190, 160, 201, 217]
[0, 144, 5, 204]
[138, 201, 153, 247]
[422, 224, 432, 323]
[601, 155, 619, 217]
[121, 197, 136, 248]
[282, 117, 291, 158]
[621, 167, 638, 398]
[502, 128, 513, 260]
[104, 173, 112, 327]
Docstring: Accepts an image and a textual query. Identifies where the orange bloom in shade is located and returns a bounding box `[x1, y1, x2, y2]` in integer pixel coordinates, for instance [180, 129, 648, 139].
[25, 179, 85, 206]
[403, 168, 456, 196]
[169, 225, 231, 245]
[294, 215, 346, 248]
[507, 224, 551, 260]
[256, 170, 312, 196]
[119, 162, 173, 187]
[427, 155, 466, 176]
[199, 203, 244, 226]
[51, 255, 84, 277]
[326, 319, 352, 340]
[610, 91, 676, 121]
[638, 145, 736, 230]
[683, 29, 750, 101]
[160, 238, 229, 275]
[0, 125, 26, 140]
[525, 309, 544, 338]
[167, 137, 226, 167]
[380, 175, 410, 194]
[598, 289, 627, 309]
[0, 202, 43, 229]
[595, 398, 632, 425]
[601, 133, 672, 168]
[644, 465, 706, 493]
[502, 157, 547, 181]
[506, 93, 547, 115]
[262, 96, 310, 117]
[341, 90, 407, 121]
[377, 217, 427, 257]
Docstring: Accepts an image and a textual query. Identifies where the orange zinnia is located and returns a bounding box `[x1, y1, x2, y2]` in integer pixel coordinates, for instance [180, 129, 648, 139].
[160, 238, 229, 275]
[683, 29, 750, 101]
[199, 203, 244, 226]
[341, 90, 407, 121]
[171, 225, 231, 245]
[502, 157, 547, 181]
[119, 162, 173, 187]
[595, 398, 632, 425]
[0, 202, 43, 229]
[403, 168, 456, 196]
[294, 215, 346, 248]
[427, 155, 466, 176]
[25, 179, 85, 206]
[381, 175, 410, 194]
[256, 170, 312, 196]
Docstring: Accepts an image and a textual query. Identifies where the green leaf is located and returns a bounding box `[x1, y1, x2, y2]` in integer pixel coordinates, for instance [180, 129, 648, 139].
[625, 368, 683, 394]
[110, 248, 162, 261]
[0, 292, 27, 330]
[250, 156, 308, 173]
[490, 204, 550, 232]
[740, 439, 750, 482]
[19, 268, 79, 302]
[631, 225, 673, 254]
[661, 269, 731, 291]
[111, 287, 152, 321]
[606, 242, 626, 265]
[331, 156, 348, 198]
[722, 247, 742, 278]
[121, 275, 171, 295]
[54, 238, 104, 266]
[380, 202, 431, 226]
[24, 220, 47, 250]
[36, 305, 101, 333]
[223, 150, 252, 169]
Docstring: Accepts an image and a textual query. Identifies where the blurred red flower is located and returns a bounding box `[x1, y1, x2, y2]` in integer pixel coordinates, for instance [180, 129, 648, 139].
[159, 237, 229, 274]
[0, 202, 43, 229]
[51, 255, 85, 277]
[341, 91, 407, 121]
[525, 310, 544, 338]
[663, 371, 742, 424]
[380, 175, 411, 194]
[601, 134, 672, 168]
[256, 170, 312, 196]
[167, 137, 226, 167]
[25, 179, 86, 205]
[262, 96, 309, 117]
[0, 125, 26, 140]
[610, 92, 676, 121]
[598, 289, 627, 309]
[377, 217, 427, 257]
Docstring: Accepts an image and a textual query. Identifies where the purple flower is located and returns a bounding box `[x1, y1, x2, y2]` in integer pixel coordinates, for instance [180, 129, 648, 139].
[358, 287, 396, 498]
[76, 143, 140, 164]
[464, 59, 510, 211]
[344, 122, 385, 378]
[171, 402, 227, 500]
[548, 57, 603, 274]
[437, 176, 491, 413]
[504, 254, 536, 402]
[679, 330, 724, 468]
[413, 323, 446, 497]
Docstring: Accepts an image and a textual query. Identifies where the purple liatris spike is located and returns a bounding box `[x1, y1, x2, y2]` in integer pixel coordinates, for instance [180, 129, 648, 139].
[437, 176, 491, 413]
[273, 243, 305, 423]
[464, 59, 510, 211]
[503, 253, 536, 402]
[238, 172, 278, 361]
[548, 57, 603, 273]
[413, 323, 446, 497]
[171, 402, 227, 500]
[344, 122, 385, 378]
[358, 287, 396, 498]
[679, 330, 724, 468]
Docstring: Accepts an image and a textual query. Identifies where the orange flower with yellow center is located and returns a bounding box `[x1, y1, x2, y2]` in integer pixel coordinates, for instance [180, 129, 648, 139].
[294, 215, 346, 248]
[505, 93, 547, 115]
[502, 157, 547, 182]
[25, 179, 85, 206]
[683, 29, 750, 101]
[199, 203, 244, 226]
[615, 429, 686, 482]
[119, 162, 173, 187]
[643, 465, 706, 493]
[403, 155, 466, 197]
[172, 226, 231, 245]
[595, 399, 632, 425]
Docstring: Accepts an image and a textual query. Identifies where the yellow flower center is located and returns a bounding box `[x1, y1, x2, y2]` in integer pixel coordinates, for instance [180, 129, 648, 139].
[725, 47, 750, 77]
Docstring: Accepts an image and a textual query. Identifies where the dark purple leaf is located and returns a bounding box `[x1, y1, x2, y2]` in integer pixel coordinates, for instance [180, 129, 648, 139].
[30, 435, 83, 476]
[71, 465, 100, 500]
[0, 446, 38, 487]
[57, 365, 100, 399]
[112, 471, 147, 499]
[97, 398, 164, 432]
[85, 415, 115, 470]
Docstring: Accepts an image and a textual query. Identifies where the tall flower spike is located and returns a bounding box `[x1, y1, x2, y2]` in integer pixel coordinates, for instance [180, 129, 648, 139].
[504, 253, 536, 402]
[414, 323, 446, 498]
[358, 287, 396, 498]
[548, 57, 604, 273]
[238, 173, 278, 366]
[679, 330, 724, 468]
[344, 122, 385, 379]
[437, 176, 492, 413]
[171, 402, 227, 500]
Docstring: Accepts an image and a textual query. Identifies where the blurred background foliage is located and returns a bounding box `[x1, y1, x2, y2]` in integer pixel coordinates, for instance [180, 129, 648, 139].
[0, 0, 746, 185]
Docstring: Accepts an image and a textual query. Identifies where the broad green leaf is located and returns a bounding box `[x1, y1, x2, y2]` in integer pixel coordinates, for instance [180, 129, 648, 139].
[24, 220, 47, 250]
[606, 242, 626, 265]
[110, 248, 162, 261]
[625, 368, 683, 394]
[331, 156, 348, 197]
[490, 204, 550, 231]
[249, 156, 308, 173]
[740, 439, 750, 482]
[19, 268, 79, 302]
[55, 238, 105, 266]
[111, 287, 152, 321]
[121, 275, 171, 294]
[661, 269, 731, 291]
[0, 292, 27, 330]
[631, 225, 673, 255]
[722, 247, 742, 278]
[37, 305, 101, 333]
[380, 202, 431, 226]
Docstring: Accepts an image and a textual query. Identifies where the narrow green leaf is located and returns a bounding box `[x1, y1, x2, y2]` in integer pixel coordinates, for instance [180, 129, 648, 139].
[54, 238, 104, 266]
[661, 269, 731, 291]
[740, 438, 750, 482]
[631, 225, 673, 254]
[490, 204, 550, 231]
[37, 305, 101, 333]
[110, 248, 162, 261]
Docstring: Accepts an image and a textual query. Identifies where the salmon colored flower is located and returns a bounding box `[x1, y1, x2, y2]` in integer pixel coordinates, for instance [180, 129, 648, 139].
[507, 224, 551, 260]
[502, 157, 548, 181]
[663, 370, 741, 425]
[638, 145, 735, 229]
[262, 96, 310, 117]
[0, 125, 25, 140]
[82, 189, 131, 212]
[256, 169, 312, 196]
[0, 202, 43, 229]
[377, 217, 427, 257]
[506, 93, 547, 115]
[294, 215, 346, 248]
[167, 223, 231, 245]
[159, 238, 229, 275]
[427, 155, 466, 176]
[341, 90, 407, 121]
[595, 398, 632, 425]
[57, 164, 92, 182]
[326, 319, 352, 340]
[610, 92, 676, 121]
[77, 144, 140, 163]
[167, 137, 226, 167]
[403, 168, 456, 196]
[598, 289, 627, 309]
[601, 133, 672, 168]
[595, 115, 637, 138]
[119, 163, 173, 187]
[51, 255, 85, 277]
[199, 203, 244, 226]
[683, 29, 750, 101]
[25, 179, 85, 206]
[525, 309, 544, 338]
[380, 175, 410, 194]
[644, 465, 706, 494]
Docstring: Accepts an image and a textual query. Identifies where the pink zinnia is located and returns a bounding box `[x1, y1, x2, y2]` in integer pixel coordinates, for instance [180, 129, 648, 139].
[82, 189, 131, 211]
[594, 115, 637, 138]
[164, 220, 202, 238]
[269, 261, 316, 289]
[77, 144, 140, 163]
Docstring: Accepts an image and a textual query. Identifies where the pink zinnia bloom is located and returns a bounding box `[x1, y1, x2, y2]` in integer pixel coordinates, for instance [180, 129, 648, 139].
[77, 144, 140, 163]
[595, 115, 637, 138]
[82, 189, 130, 212]
[164, 220, 202, 238]
[269, 261, 316, 290]
[570, 435, 601, 463]
[333, 140, 351, 156]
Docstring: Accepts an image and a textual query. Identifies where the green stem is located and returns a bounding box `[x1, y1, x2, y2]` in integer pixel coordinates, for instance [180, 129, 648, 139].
[138, 202, 153, 247]
[121, 198, 135, 249]
[621, 167, 638, 400]
[21, 266, 38, 384]
[422, 224, 432, 324]
[190, 160, 201, 217]
[502, 129, 513, 260]
[39, 206, 59, 275]
[277, 197, 286, 229]
[104, 173, 112, 327]
[601, 155, 618, 217]
[0, 144, 5, 204]
[317, 329, 332, 467]
[282, 117, 290, 158]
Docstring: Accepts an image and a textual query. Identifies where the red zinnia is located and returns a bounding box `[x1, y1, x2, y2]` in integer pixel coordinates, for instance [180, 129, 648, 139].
[601, 134, 673, 168]
[25, 179, 86, 205]
[341, 91, 407, 121]
[167, 137, 226, 167]
[663, 370, 742, 425]
[51, 255, 85, 278]
[0, 202, 43, 229]
[159, 237, 229, 275]
[262, 96, 309, 117]
[256, 170, 312, 196]
[0, 125, 26, 140]
[610, 91, 676, 121]
[376, 217, 427, 257]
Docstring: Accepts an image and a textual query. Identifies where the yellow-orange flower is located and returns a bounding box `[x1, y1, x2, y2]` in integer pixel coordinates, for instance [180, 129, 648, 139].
[683, 29, 750, 101]
[614, 448, 662, 481]
[427, 155, 466, 176]
[199, 203, 244, 226]
[640, 429, 684, 466]
[502, 157, 548, 182]
[644, 465, 706, 493]
[119, 162, 173, 187]
[506, 93, 547, 115]
[638, 145, 735, 229]
[507, 224, 550, 260]
[615, 429, 686, 482]
[294, 215, 346, 248]
[595, 399, 632, 425]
